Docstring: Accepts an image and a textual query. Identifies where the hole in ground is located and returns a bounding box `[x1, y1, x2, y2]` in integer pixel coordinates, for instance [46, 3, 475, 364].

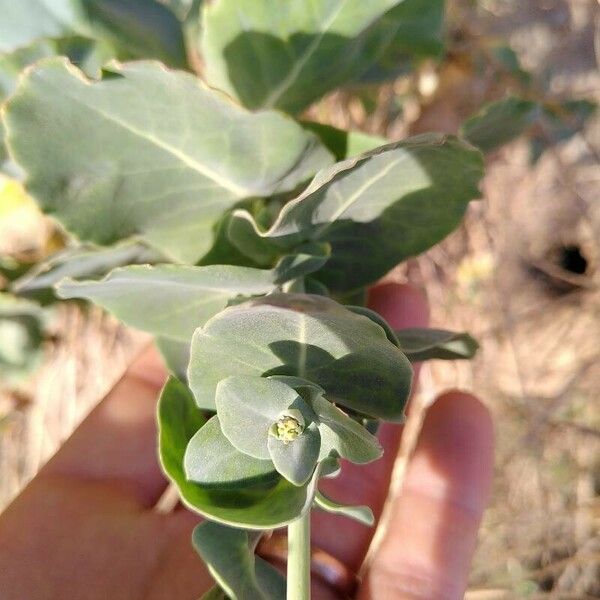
[559, 245, 588, 275]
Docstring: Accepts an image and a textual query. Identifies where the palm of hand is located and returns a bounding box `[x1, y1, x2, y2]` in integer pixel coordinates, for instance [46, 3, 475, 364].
[0, 285, 493, 600]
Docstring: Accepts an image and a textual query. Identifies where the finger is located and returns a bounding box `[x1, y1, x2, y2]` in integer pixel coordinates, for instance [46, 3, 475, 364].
[312, 283, 429, 571]
[357, 391, 495, 600]
[40, 345, 169, 507]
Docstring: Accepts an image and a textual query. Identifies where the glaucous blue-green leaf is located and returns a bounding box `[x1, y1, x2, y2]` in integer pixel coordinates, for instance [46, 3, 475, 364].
[0, 0, 186, 67]
[395, 328, 479, 361]
[215, 375, 311, 460]
[358, 0, 444, 83]
[273, 242, 330, 286]
[267, 422, 320, 486]
[12, 242, 162, 298]
[198, 210, 265, 269]
[231, 133, 484, 291]
[156, 336, 190, 381]
[302, 122, 387, 161]
[184, 416, 277, 487]
[56, 264, 277, 342]
[0, 292, 45, 384]
[314, 490, 374, 526]
[158, 376, 323, 528]
[201, 0, 407, 113]
[0, 37, 115, 173]
[346, 305, 400, 348]
[80, 0, 187, 68]
[461, 97, 540, 153]
[3, 58, 333, 263]
[189, 293, 412, 420]
[0, 0, 85, 54]
[193, 522, 285, 600]
[310, 394, 382, 464]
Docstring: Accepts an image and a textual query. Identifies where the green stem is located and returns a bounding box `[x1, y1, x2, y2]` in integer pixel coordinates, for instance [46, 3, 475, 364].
[287, 511, 311, 600]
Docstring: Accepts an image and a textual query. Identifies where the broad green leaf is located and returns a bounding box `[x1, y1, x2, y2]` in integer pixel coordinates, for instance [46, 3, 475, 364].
[56, 264, 276, 342]
[201, 0, 406, 113]
[198, 210, 265, 269]
[314, 490, 374, 526]
[346, 305, 400, 348]
[0, 0, 186, 67]
[189, 293, 412, 420]
[0, 292, 45, 384]
[193, 522, 285, 600]
[232, 133, 484, 291]
[215, 375, 308, 460]
[80, 0, 187, 68]
[273, 242, 330, 285]
[156, 336, 190, 380]
[302, 122, 387, 161]
[0, 37, 114, 172]
[12, 242, 162, 298]
[3, 58, 333, 263]
[0, 0, 85, 54]
[358, 0, 444, 83]
[158, 376, 323, 528]
[395, 328, 479, 361]
[461, 97, 540, 153]
[267, 422, 320, 486]
[310, 394, 382, 464]
[184, 416, 277, 487]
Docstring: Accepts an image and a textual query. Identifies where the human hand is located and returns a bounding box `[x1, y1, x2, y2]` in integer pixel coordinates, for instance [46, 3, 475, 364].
[0, 283, 494, 600]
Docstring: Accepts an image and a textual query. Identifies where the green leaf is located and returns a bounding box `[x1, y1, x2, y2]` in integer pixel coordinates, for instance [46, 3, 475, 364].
[184, 416, 277, 488]
[0, 37, 114, 172]
[233, 133, 484, 291]
[12, 242, 162, 298]
[314, 490, 374, 526]
[158, 376, 322, 528]
[155, 336, 190, 381]
[0, 0, 186, 68]
[80, 0, 187, 68]
[395, 328, 479, 361]
[215, 375, 308, 460]
[267, 422, 320, 486]
[189, 293, 412, 421]
[461, 96, 540, 153]
[302, 122, 387, 161]
[192, 522, 285, 600]
[346, 305, 400, 348]
[310, 394, 382, 464]
[0, 0, 85, 54]
[358, 0, 445, 83]
[3, 58, 332, 263]
[56, 264, 277, 342]
[273, 242, 330, 285]
[0, 292, 45, 384]
[201, 0, 407, 113]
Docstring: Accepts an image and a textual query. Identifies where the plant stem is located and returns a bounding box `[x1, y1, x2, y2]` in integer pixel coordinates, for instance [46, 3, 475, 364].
[287, 512, 311, 600]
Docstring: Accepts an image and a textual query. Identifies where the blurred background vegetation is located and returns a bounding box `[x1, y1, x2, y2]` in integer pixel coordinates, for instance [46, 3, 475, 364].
[0, 1, 598, 597]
